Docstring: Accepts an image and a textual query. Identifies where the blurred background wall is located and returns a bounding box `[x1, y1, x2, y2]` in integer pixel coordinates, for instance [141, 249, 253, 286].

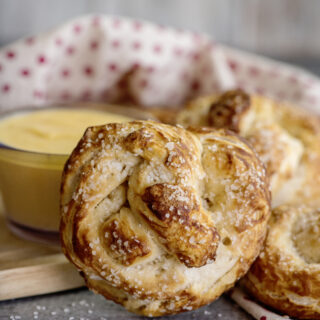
[1, 0, 320, 74]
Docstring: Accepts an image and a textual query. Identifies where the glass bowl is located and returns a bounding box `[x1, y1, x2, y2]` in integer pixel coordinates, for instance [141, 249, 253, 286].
[0, 103, 155, 245]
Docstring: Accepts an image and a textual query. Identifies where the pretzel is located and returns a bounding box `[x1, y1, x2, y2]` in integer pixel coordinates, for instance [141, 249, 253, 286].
[60, 120, 270, 316]
[177, 90, 320, 206]
[243, 205, 320, 319]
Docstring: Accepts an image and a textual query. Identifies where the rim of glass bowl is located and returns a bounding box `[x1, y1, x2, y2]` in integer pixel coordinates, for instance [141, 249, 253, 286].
[0, 102, 156, 158]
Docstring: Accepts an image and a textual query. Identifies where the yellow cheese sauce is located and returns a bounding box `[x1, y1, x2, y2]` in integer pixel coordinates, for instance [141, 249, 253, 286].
[0, 108, 131, 154]
[0, 108, 131, 234]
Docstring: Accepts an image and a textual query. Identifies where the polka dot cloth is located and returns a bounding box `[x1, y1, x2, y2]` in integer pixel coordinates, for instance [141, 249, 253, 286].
[0, 15, 231, 110]
[0, 14, 317, 319]
[223, 46, 320, 115]
[0, 14, 319, 114]
[230, 288, 292, 320]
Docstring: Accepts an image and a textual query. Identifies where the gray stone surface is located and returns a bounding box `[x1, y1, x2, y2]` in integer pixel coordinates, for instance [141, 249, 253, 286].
[0, 289, 253, 320]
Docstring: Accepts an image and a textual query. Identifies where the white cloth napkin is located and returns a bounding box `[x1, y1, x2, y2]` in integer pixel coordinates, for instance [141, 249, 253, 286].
[230, 287, 292, 320]
[0, 14, 319, 319]
[1, 15, 320, 113]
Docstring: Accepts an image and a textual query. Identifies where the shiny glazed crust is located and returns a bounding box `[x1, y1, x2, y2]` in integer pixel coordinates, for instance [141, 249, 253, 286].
[60, 120, 270, 316]
[243, 205, 320, 319]
[177, 91, 320, 207]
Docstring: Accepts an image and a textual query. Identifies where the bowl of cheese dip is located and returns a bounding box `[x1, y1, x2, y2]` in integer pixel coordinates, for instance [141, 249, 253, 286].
[0, 104, 152, 244]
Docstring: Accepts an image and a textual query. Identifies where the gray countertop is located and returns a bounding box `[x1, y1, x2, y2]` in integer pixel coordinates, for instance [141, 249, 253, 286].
[0, 289, 253, 320]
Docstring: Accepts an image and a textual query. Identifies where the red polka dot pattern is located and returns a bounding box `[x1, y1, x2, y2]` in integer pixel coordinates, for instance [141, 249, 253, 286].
[6, 50, 16, 59]
[2, 84, 10, 93]
[37, 55, 46, 64]
[153, 44, 162, 54]
[111, 39, 120, 48]
[73, 24, 82, 34]
[132, 41, 141, 50]
[90, 40, 99, 50]
[229, 287, 289, 320]
[66, 46, 75, 55]
[108, 63, 118, 72]
[228, 59, 238, 71]
[83, 65, 94, 76]
[20, 68, 31, 77]
[0, 14, 319, 116]
[224, 47, 320, 114]
[33, 90, 44, 99]
[174, 47, 183, 56]
[91, 16, 100, 27]
[61, 68, 70, 78]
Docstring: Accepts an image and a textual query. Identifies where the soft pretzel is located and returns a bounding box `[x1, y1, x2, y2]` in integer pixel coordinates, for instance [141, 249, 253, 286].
[177, 90, 320, 206]
[243, 205, 320, 319]
[60, 120, 270, 316]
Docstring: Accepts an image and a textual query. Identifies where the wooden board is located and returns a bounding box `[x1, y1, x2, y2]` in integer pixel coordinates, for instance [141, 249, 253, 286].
[0, 212, 84, 301]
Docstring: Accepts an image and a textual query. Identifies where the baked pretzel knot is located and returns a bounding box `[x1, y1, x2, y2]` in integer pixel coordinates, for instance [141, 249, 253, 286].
[60, 121, 270, 316]
[243, 205, 320, 319]
[178, 90, 320, 206]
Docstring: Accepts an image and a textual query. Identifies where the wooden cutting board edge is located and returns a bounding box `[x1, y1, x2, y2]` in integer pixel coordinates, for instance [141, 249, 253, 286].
[0, 212, 84, 301]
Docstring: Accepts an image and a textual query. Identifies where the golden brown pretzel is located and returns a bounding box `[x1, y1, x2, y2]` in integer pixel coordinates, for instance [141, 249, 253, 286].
[177, 90, 320, 207]
[60, 120, 270, 316]
[243, 205, 320, 319]
[178, 91, 320, 318]
[208, 89, 251, 133]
